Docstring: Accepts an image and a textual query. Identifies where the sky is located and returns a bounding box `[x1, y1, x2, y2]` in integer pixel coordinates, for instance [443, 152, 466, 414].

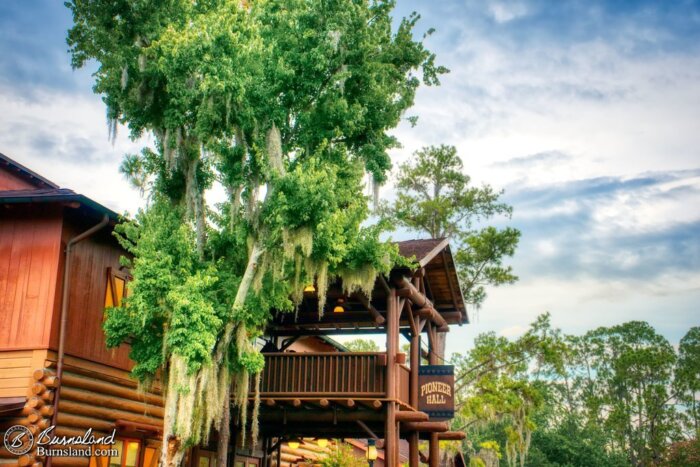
[0, 1, 698, 354]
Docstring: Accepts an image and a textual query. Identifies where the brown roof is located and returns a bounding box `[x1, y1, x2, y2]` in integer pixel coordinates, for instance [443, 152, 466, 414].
[0, 188, 120, 220]
[0, 153, 58, 189]
[397, 237, 450, 267]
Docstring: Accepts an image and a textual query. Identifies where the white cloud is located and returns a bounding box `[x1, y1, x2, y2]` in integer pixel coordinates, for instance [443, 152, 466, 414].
[0, 85, 148, 215]
[488, 2, 529, 24]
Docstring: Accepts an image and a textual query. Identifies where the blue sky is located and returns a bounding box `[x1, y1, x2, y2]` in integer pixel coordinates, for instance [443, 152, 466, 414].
[1, 1, 698, 352]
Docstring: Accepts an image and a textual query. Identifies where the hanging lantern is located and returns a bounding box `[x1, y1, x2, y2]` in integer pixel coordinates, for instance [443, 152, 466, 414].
[287, 436, 303, 450]
[315, 438, 329, 448]
[366, 438, 378, 462]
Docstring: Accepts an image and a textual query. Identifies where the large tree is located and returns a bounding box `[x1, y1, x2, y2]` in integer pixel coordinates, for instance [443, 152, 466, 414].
[382, 144, 520, 308]
[453, 313, 567, 467]
[66, 1, 445, 465]
[675, 327, 700, 439]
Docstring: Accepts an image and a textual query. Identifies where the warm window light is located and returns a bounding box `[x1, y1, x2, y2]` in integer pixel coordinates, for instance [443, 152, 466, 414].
[303, 284, 315, 293]
[287, 437, 302, 450]
[366, 438, 378, 461]
[315, 438, 328, 448]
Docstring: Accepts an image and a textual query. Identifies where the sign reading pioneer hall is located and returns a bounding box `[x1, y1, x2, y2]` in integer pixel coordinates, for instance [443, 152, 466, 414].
[418, 365, 455, 420]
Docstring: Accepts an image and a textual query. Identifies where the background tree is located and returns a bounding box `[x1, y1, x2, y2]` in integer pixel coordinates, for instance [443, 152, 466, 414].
[458, 319, 699, 467]
[453, 313, 566, 467]
[580, 322, 678, 466]
[382, 144, 520, 308]
[675, 327, 700, 439]
[343, 338, 380, 352]
[66, 1, 445, 465]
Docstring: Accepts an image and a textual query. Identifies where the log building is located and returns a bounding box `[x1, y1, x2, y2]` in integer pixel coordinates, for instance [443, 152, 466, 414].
[0, 153, 469, 467]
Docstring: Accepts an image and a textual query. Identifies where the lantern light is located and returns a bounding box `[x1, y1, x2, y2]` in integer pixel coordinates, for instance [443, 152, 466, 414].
[334, 297, 345, 313]
[315, 438, 329, 448]
[366, 438, 378, 462]
[303, 284, 315, 293]
[287, 436, 303, 450]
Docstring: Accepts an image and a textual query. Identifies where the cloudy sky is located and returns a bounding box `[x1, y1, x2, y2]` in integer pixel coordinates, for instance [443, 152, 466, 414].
[1, 1, 698, 352]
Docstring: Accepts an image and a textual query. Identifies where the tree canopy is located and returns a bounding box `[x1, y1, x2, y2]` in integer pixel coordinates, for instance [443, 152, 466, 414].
[66, 0, 445, 464]
[381, 144, 520, 308]
[456, 319, 699, 467]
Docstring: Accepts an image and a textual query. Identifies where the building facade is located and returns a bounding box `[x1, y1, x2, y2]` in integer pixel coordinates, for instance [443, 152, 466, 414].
[0, 154, 468, 467]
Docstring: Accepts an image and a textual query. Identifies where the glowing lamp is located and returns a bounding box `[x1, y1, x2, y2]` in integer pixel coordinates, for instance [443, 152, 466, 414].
[366, 438, 378, 461]
[333, 305, 345, 313]
[316, 438, 328, 448]
[303, 284, 316, 293]
[287, 436, 303, 450]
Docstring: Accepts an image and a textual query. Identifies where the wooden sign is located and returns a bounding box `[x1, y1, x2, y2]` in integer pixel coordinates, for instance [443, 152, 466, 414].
[418, 365, 455, 420]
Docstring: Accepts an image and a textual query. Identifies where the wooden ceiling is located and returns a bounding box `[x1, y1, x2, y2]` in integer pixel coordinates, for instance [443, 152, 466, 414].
[268, 238, 468, 336]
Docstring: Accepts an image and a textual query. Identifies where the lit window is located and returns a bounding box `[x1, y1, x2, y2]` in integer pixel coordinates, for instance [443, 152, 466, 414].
[105, 267, 130, 309]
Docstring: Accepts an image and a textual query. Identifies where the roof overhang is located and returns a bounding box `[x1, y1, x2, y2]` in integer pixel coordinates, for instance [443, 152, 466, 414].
[0, 188, 120, 222]
[268, 238, 468, 336]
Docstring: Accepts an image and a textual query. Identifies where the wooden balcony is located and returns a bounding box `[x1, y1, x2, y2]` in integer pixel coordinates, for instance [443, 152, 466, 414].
[256, 352, 412, 408]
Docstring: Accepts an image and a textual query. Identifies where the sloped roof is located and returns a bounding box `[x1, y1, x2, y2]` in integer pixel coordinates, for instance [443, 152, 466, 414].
[0, 187, 120, 220]
[0, 152, 58, 189]
[397, 237, 450, 268]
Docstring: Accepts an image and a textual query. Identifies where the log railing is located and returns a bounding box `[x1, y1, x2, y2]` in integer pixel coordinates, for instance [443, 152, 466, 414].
[258, 352, 389, 398]
[397, 364, 411, 407]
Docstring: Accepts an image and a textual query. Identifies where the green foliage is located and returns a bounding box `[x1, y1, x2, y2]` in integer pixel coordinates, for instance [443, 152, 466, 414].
[380, 144, 519, 308]
[104, 198, 228, 379]
[66, 0, 445, 461]
[663, 438, 700, 467]
[524, 416, 628, 467]
[319, 443, 366, 467]
[454, 313, 565, 467]
[457, 318, 699, 467]
[343, 339, 380, 352]
[575, 322, 679, 466]
[675, 327, 700, 438]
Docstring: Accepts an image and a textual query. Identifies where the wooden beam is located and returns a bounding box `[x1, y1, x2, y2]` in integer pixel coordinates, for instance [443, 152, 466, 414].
[402, 421, 449, 433]
[395, 411, 429, 422]
[409, 432, 420, 467]
[353, 293, 386, 325]
[438, 431, 467, 441]
[396, 277, 449, 331]
[335, 399, 356, 409]
[358, 400, 382, 411]
[441, 250, 462, 313]
[355, 420, 380, 440]
[385, 288, 398, 467]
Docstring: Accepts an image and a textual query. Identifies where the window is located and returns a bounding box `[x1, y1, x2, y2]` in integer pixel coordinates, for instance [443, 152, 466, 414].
[105, 267, 129, 309]
[142, 446, 159, 467]
[197, 449, 217, 467]
[109, 438, 140, 467]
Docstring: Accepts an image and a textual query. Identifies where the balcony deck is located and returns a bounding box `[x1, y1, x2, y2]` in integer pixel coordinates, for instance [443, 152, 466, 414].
[253, 352, 413, 409]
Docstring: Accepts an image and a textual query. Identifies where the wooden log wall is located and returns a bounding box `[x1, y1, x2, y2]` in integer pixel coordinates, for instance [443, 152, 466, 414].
[0, 352, 57, 467]
[0, 352, 164, 467]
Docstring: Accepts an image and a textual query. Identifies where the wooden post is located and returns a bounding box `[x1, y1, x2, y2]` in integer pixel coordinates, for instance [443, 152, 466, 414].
[276, 438, 281, 467]
[385, 288, 398, 467]
[409, 322, 421, 467]
[262, 437, 269, 467]
[427, 321, 440, 467]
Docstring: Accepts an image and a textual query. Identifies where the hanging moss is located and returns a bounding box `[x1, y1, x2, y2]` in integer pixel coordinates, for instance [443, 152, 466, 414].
[282, 226, 313, 260]
[337, 263, 379, 298]
[313, 259, 329, 318]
